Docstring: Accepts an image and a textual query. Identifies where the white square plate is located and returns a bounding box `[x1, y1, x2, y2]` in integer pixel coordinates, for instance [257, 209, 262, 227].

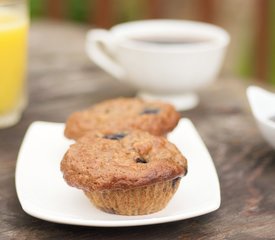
[16, 118, 220, 227]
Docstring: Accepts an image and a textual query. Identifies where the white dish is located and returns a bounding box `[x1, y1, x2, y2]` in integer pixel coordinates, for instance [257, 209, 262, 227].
[247, 86, 275, 149]
[16, 119, 220, 227]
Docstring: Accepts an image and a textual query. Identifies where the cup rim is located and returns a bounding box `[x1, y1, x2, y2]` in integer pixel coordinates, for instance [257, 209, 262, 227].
[110, 19, 230, 53]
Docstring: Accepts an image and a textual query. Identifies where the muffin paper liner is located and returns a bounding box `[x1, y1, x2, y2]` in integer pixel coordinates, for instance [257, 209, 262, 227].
[84, 178, 181, 216]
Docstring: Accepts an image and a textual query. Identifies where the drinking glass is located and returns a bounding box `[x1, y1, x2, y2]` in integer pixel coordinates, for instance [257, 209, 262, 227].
[0, 0, 28, 128]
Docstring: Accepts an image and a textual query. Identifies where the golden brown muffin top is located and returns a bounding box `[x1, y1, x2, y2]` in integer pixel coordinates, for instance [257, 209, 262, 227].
[64, 97, 180, 140]
[61, 130, 187, 191]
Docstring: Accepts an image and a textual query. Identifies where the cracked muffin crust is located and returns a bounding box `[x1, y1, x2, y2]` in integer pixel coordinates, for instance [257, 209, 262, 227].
[61, 130, 187, 191]
[64, 98, 180, 140]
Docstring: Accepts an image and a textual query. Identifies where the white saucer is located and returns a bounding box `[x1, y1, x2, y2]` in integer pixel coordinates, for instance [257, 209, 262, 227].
[138, 92, 199, 111]
[16, 119, 220, 227]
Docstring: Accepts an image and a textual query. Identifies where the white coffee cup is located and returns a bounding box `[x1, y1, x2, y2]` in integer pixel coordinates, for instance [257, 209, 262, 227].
[86, 20, 230, 110]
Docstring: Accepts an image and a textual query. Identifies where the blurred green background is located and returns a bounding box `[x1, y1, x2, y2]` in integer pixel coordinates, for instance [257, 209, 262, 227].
[29, 0, 275, 85]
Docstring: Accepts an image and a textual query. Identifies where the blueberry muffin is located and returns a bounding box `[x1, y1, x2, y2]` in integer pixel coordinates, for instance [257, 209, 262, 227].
[61, 130, 188, 215]
[64, 98, 180, 140]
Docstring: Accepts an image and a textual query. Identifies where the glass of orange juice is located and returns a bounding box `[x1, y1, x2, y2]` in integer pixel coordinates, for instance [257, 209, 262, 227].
[0, 0, 28, 128]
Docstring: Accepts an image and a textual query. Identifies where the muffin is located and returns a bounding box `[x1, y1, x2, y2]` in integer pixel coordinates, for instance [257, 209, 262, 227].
[61, 129, 188, 215]
[64, 97, 180, 140]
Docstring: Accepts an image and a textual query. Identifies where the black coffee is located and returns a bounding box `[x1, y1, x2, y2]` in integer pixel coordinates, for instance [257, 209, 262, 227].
[130, 35, 213, 45]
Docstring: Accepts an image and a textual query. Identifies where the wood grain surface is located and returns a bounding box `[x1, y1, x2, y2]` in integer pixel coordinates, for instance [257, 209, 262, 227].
[0, 21, 275, 240]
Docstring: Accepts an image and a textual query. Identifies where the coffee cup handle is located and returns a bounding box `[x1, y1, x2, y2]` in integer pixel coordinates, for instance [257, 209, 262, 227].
[86, 29, 126, 80]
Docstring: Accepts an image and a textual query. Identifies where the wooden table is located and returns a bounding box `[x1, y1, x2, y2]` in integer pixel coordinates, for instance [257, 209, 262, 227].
[1, 21, 275, 240]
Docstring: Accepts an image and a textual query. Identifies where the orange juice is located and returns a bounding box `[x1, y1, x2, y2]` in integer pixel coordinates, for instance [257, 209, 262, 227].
[0, 11, 28, 116]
